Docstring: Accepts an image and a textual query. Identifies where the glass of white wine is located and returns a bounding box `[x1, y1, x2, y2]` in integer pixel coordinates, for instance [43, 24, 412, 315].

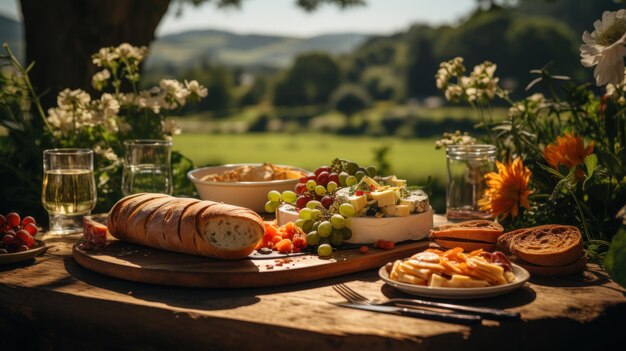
[42, 148, 97, 234]
[121, 140, 173, 196]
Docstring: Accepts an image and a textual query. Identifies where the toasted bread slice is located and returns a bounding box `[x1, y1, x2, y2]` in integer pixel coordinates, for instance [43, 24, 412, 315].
[496, 228, 528, 253]
[431, 238, 496, 252]
[430, 220, 504, 243]
[510, 225, 583, 267]
[510, 255, 587, 277]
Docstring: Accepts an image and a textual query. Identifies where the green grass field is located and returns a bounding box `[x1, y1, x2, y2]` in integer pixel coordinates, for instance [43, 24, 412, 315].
[173, 133, 446, 184]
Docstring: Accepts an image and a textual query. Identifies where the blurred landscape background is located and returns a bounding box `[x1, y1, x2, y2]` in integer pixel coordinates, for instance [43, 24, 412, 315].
[0, 0, 622, 211]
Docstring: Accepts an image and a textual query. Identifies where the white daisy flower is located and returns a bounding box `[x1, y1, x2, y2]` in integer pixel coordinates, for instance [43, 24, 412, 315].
[580, 10, 626, 86]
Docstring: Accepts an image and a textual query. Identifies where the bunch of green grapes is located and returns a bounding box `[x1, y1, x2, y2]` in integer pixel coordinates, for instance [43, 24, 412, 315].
[297, 201, 357, 256]
[329, 159, 378, 187]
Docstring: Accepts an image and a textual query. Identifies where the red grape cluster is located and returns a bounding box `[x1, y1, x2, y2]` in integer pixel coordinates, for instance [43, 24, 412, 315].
[294, 166, 340, 210]
[0, 212, 38, 254]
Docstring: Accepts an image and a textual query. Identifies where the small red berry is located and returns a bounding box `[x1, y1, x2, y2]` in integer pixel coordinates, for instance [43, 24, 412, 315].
[23, 223, 38, 236]
[17, 245, 29, 252]
[16, 230, 34, 248]
[2, 234, 14, 246]
[6, 213, 20, 228]
[22, 216, 36, 226]
[0, 215, 5, 227]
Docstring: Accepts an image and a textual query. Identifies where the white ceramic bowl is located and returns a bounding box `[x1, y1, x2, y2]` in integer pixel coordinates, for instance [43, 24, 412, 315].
[187, 163, 310, 213]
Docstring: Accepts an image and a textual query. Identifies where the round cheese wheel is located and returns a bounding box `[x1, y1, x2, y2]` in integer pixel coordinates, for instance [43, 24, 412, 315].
[277, 206, 433, 244]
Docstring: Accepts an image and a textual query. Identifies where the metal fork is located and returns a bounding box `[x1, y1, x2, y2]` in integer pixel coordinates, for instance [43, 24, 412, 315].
[333, 283, 520, 320]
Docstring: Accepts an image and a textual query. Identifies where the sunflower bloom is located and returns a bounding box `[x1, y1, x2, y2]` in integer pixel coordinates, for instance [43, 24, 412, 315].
[543, 132, 594, 169]
[478, 158, 532, 220]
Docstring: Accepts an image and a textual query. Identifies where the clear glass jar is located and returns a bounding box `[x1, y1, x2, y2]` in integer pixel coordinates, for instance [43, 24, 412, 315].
[121, 139, 173, 196]
[446, 144, 496, 221]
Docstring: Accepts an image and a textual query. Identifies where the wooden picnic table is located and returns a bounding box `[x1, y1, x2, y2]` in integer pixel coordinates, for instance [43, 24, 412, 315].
[1, 223, 625, 350]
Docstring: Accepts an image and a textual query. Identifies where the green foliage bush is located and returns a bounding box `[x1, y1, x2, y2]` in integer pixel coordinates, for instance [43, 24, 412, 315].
[273, 53, 341, 106]
[330, 84, 372, 116]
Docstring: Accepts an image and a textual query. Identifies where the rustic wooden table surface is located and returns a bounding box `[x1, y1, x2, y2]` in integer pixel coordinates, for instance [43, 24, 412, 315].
[1, 228, 625, 350]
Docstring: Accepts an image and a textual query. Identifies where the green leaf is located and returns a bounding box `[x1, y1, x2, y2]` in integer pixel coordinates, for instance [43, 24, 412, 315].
[537, 162, 563, 179]
[583, 154, 597, 190]
[604, 227, 626, 288]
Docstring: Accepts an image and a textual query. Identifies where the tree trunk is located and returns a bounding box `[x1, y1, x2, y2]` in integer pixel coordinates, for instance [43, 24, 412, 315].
[19, 0, 170, 109]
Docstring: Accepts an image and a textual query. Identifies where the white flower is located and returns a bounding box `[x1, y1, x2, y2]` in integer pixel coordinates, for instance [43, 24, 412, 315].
[94, 144, 119, 162]
[92, 69, 110, 83]
[46, 107, 74, 134]
[444, 84, 463, 102]
[580, 10, 626, 86]
[162, 118, 181, 136]
[92, 47, 119, 67]
[159, 79, 190, 107]
[57, 88, 90, 110]
[184, 80, 208, 98]
[99, 93, 120, 117]
[91, 69, 111, 90]
[435, 57, 465, 91]
[115, 43, 148, 61]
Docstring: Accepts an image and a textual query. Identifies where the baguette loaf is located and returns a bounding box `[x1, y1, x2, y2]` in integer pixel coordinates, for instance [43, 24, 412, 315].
[107, 194, 264, 259]
[510, 225, 583, 267]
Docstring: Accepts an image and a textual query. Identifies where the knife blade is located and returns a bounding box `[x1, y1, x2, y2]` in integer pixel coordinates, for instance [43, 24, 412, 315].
[332, 302, 482, 325]
[389, 298, 520, 320]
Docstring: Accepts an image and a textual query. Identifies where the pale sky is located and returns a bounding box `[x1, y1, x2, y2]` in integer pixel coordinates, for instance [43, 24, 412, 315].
[0, 0, 476, 38]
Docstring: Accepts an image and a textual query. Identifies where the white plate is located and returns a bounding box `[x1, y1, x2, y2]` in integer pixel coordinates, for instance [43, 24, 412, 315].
[0, 240, 47, 264]
[379, 263, 530, 299]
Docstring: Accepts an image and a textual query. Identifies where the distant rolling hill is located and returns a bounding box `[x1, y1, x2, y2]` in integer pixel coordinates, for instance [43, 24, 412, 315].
[147, 29, 369, 69]
[0, 16, 369, 69]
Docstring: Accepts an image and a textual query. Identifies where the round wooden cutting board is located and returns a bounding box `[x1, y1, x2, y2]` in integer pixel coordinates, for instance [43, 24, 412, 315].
[73, 239, 431, 288]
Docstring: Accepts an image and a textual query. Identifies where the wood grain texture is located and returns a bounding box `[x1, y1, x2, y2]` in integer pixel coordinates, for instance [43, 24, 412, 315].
[73, 238, 431, 288]
[1, 214, 625, 350]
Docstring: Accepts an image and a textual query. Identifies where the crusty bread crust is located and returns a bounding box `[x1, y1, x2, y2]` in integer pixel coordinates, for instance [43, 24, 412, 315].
[108, 194, 264, 260]
[430, 220, 504, 243]
[511, 225, 583, 267]
[509, 255, 587, 276]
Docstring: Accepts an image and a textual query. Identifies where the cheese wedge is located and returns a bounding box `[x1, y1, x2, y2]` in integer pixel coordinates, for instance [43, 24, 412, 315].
[381, 204, 410, 217]
[349, 195, 367, 213]
[370, 189, 397, 207]
[361, 176, 381, 189]
[399, 190, 430, 213]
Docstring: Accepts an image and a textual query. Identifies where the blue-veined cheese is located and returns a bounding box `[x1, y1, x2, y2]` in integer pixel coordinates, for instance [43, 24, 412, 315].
[399, 190, 430, 213]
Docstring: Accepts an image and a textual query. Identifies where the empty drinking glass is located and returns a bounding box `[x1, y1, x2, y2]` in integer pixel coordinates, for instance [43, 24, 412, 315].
[122, 140, 173, 196]
[446, 144, 496, 221]
[42, 148, 97, 234]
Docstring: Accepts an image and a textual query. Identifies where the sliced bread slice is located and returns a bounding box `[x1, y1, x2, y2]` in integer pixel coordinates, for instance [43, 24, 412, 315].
[510, 225, 583, 267]
[497, 228, 529, 253]
[509, 255, 587, 276]
[430, 220, 504, 243]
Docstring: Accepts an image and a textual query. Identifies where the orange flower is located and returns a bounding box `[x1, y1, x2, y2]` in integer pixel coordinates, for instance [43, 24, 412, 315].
[478, 158, 532, 220]
[543, 132, 594, 169]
